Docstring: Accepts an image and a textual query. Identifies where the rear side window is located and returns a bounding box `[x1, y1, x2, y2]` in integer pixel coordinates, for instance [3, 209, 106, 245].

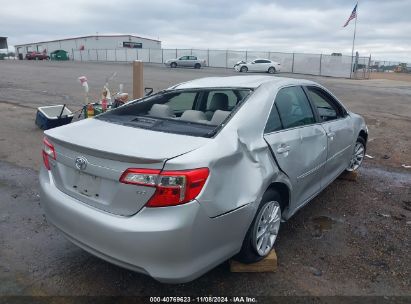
[275, 86, 315, 129]
[264, 105, 282, 133]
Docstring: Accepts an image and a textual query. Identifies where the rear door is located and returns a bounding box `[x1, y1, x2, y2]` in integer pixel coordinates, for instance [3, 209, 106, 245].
[305, 86, 354, 185]
[264, 86, 327, 207]
[188, 56, 198, 67]
[259, 59, 271, 72]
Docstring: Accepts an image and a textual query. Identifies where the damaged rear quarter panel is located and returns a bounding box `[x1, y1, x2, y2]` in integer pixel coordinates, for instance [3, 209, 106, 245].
[164, 82, 290, 219]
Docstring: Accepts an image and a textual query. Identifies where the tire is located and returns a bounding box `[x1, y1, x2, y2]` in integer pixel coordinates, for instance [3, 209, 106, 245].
[170, 62, 177, 68]
[240, 66, 248, 73]
[194, 63, 201, 69]
[346, 136, 366, 172]
[235, 189, 283, 263]
[268, 67, 276, 74]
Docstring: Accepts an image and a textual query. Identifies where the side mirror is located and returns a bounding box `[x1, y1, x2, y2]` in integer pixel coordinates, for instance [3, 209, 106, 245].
[145, 87, 154, 96]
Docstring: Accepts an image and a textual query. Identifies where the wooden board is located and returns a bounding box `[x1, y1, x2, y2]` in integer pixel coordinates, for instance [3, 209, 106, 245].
[338, 170, 358, 182]
[230, 250, 277, 273]
[133, 60, 144, 99]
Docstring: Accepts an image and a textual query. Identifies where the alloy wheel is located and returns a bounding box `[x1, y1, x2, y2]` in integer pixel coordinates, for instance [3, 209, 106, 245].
[252, 201, 281, 256]
[347, 141, 365, 171]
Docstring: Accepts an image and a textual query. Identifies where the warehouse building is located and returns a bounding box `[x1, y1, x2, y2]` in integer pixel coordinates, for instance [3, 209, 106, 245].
[15, 34, 161, 60]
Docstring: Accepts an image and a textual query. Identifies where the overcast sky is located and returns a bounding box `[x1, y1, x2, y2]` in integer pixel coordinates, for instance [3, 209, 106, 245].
[1, 0, 410, 61]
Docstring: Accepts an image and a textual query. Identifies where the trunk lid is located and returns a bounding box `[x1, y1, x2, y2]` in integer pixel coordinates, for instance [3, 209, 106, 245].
[45, 119, 208, 216]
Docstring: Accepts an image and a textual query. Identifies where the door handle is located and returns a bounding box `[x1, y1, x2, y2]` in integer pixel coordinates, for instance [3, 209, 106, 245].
[276, 145, 291, 154]
[327, 132, 336, 138]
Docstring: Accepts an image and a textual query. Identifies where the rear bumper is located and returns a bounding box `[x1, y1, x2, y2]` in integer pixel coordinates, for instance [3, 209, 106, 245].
[39, 167, 250, 283]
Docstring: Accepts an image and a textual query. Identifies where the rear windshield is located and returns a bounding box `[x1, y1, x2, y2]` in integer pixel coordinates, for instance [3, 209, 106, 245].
[97, 88, 252, 137]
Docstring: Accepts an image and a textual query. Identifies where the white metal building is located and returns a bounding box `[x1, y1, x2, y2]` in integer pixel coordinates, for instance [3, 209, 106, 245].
[15, 34, 161, 59]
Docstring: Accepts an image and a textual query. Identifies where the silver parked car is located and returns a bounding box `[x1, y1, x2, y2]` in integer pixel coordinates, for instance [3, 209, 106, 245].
[165, 55, 206, 69]
[39, 76, 368, 283]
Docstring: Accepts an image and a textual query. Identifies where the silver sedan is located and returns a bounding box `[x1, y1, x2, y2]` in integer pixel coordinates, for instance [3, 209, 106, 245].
[165, 55, 206, 69]
[39, 76, 367, 283]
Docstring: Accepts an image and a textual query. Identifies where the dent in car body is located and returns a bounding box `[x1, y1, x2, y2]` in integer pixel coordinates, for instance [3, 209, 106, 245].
[164, 82, 287, 219]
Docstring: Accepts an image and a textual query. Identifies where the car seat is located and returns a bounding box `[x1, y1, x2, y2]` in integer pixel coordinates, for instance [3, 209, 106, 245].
[205, 93, 229, 120]
[148, 104, 174, 118]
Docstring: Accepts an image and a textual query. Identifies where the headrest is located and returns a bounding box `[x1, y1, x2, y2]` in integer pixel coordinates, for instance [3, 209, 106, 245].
[209, 93, 229, 111]
[180, 110, 207, 122]
[148, 104, 174, 118]
[210, 110, 231, 125]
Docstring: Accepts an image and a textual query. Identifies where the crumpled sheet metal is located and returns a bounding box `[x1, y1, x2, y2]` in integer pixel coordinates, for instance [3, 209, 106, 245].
[164, 82, 291, 218]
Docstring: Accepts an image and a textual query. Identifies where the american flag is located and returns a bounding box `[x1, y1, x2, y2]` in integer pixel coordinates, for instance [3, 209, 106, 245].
[343, 3, 358, 27]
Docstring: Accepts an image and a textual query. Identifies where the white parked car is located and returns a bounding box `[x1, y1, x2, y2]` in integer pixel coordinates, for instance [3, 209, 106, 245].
[234, 59, 281, 74]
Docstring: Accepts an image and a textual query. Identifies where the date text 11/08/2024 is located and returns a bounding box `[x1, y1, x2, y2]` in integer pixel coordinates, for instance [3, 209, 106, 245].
[149, 296, 257, 303]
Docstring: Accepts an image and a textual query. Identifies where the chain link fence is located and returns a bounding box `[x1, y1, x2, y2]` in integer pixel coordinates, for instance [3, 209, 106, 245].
[370, 60, 411, 73]
[71, 48, 371, 79]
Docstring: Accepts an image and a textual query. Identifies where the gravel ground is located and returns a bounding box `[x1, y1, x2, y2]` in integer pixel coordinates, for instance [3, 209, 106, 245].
[0, 60, 410, 298]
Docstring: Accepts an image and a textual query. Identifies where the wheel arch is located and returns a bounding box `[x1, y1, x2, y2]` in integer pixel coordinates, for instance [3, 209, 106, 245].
[359, 129, 368, 143]
[265, 182, 290, 212]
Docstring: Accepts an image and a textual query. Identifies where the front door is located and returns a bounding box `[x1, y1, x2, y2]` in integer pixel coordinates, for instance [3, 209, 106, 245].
[305, 86, 354, 185]
[178, 56, 189, 66]
[264, 86, 328, 208]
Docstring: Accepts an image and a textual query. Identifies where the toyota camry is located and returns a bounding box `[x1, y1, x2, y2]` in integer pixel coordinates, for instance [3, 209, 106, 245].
[39, 75, 368, 283]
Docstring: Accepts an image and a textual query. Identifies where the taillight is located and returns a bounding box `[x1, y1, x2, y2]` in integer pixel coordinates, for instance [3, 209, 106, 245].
[119, 168, 209, 207]
[42, 137, 56, 170]
[119, 168, 160, 186]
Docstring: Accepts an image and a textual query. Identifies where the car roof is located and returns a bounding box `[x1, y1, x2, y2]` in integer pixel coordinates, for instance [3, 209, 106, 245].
[171, 75, 316, 89]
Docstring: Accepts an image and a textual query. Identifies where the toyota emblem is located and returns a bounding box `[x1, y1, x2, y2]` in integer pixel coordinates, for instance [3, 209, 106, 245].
[75, 156, 88, 171]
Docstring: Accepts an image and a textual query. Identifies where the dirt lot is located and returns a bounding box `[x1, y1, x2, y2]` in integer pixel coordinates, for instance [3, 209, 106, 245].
[370, 71, 411, 82]
[0, 60, 410, 298]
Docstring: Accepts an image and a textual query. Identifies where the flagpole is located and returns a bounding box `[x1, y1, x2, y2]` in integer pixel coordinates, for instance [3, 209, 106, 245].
[350, 2, 358, 78]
